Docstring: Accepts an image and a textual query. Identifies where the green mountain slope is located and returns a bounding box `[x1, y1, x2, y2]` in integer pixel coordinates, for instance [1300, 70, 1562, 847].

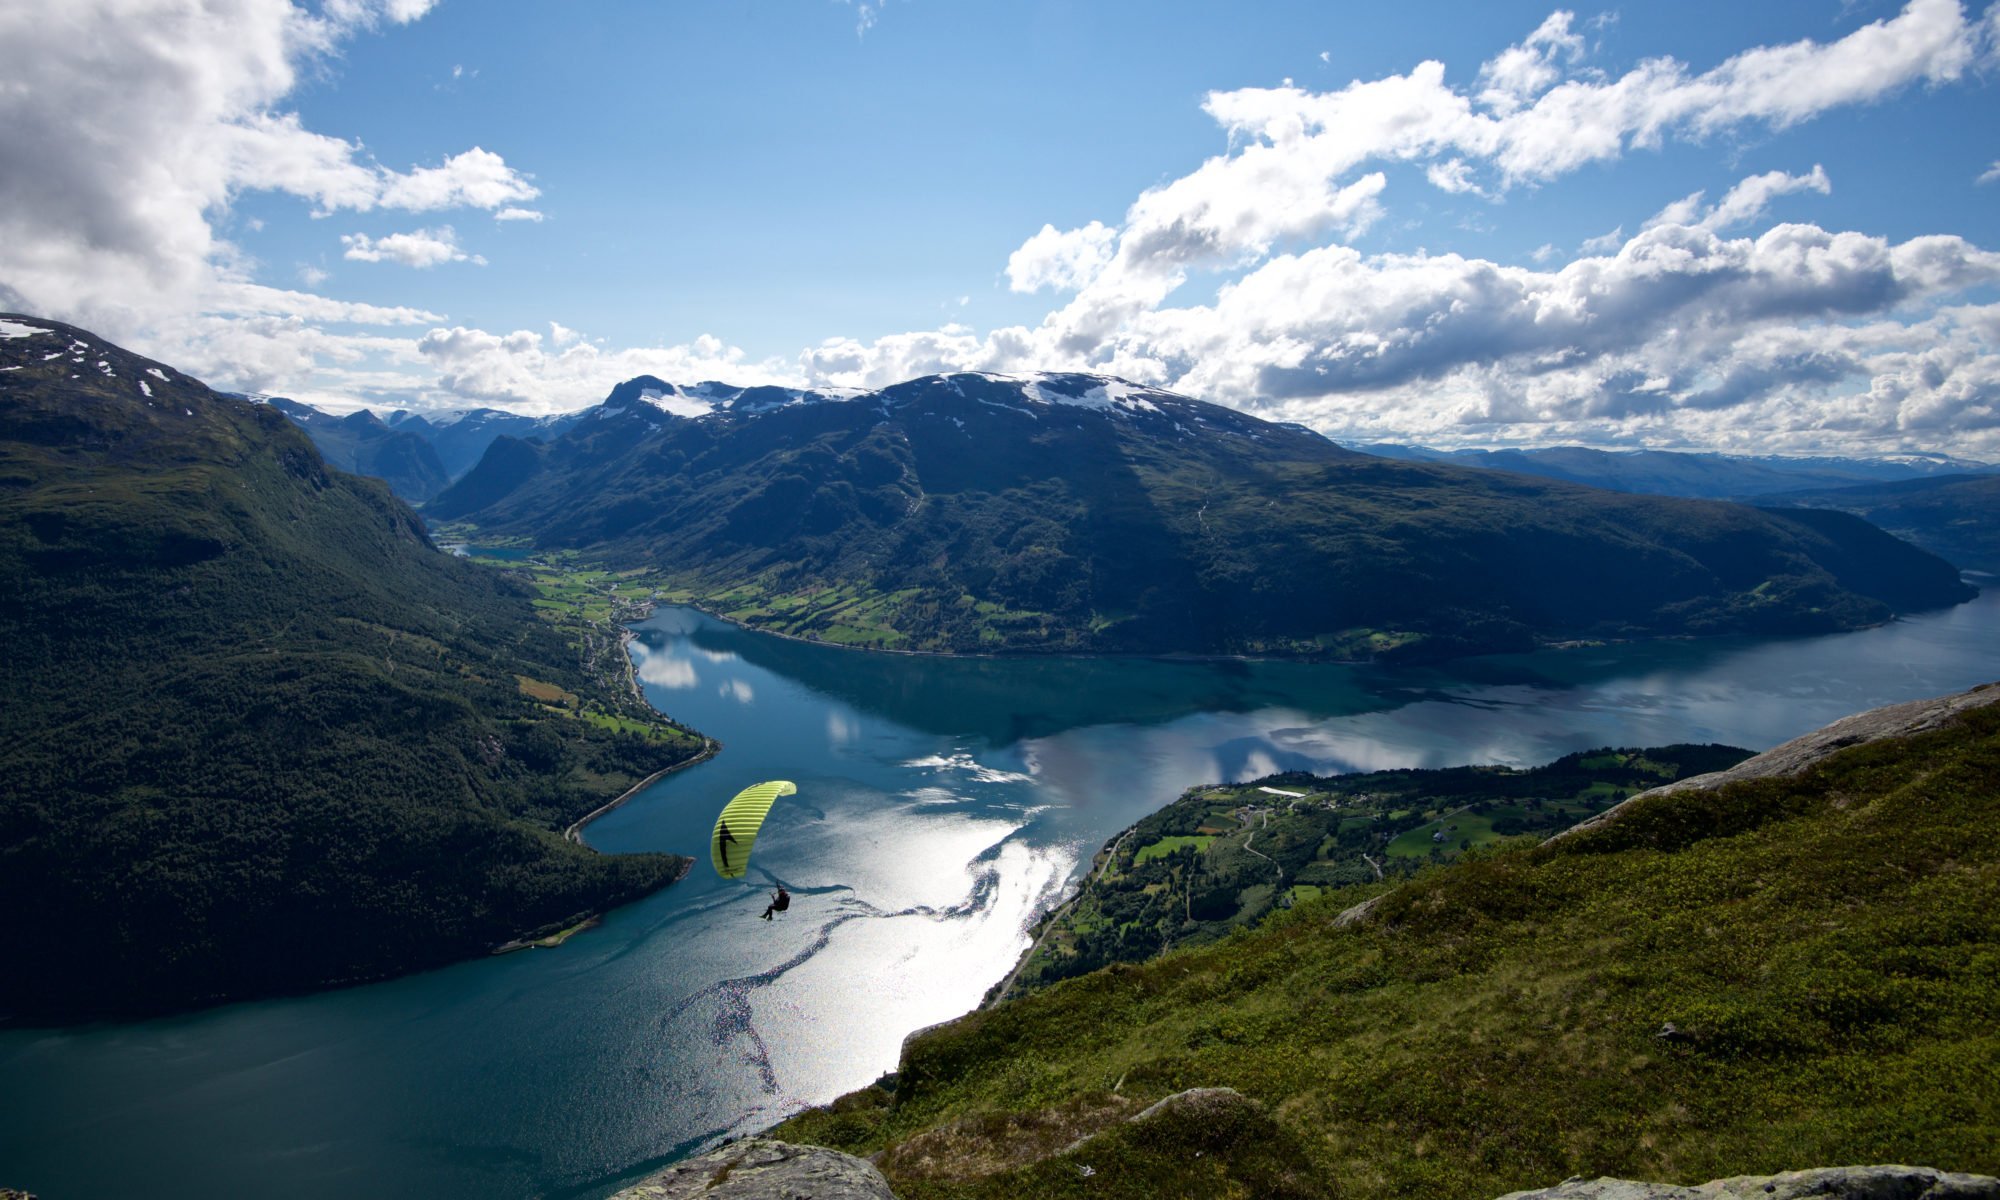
[1759, 473, 2000, 572]
[429, 372, 1974, 660]
[0, 315, 707, 1021]
[1000, 743, 1753, 1000]
[776, 685, 2000, 1199]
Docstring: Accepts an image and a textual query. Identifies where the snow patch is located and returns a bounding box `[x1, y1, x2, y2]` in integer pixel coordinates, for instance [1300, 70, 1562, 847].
[634, 387, 712, 419]
[146, 367, 171, 382]
[139, 379, 152, 397]
[1025, 374, 1164, 414]
[977, 397, 1039, 420]
[0, 319, 47, 339]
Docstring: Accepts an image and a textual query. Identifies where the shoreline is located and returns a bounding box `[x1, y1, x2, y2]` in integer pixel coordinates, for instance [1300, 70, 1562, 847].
[646, 593, 1916, 670]
[564, 736, 721, 846]
[983, 827, 1136, 1008]
[561, 584, 724, 848]
[489, 548, 1973, 672]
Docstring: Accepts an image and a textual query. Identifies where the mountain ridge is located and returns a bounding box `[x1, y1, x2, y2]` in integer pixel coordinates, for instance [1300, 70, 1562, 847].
[0, 314, 707, 1020]
[429, 370, 1976, 661]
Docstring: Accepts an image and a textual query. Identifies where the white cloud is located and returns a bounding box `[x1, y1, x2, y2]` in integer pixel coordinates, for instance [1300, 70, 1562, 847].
[796, 215, 2000, 456]
[1425, 159, 1488, 196]
[374, 148, 537, 212]
[1005, 221, 1117, 292]
[341, 226, 483, 268]
[0, 0, 531, 375]
[1579, 226, 1625, 254]
[973, 1, 1988, 406]
[494, 207, 546, 222]
[1979, 161, 2000, 185]
[413, 322, 796, 412]
[1475, 10, 1585, 116]
[1646, 165, 1832, 233]
[808, 2, 1990, 455]
[839, 0, 893, 37]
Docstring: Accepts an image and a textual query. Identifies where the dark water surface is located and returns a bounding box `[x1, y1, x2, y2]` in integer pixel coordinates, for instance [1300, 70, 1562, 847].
[5, 590, 1999, 1199]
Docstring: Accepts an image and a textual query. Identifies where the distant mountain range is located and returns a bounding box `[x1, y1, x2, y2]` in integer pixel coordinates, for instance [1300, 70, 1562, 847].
[268, 378, 861, 499]
[262, 397, 451, 501]
[1353, 442, 1998, 498]
[0, 316, 705, 1020]
[1354, 443, 1998, 572]
[382, 404, 584, 479]
[258, 396, 584, 500]
[426, 370, 1975, 660]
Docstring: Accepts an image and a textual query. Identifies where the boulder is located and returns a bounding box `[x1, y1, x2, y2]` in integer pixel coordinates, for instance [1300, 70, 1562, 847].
[609, 1137, 896, 1200]
[1495, 1164, 1999, 1200]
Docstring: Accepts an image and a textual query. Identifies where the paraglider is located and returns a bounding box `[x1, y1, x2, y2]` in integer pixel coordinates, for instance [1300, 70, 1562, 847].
[759, 887, 790, 920]
[709, 779, 796, 881]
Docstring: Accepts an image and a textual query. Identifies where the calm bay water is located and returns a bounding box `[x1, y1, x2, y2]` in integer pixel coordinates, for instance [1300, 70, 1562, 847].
[5, 587, 1999, 1199]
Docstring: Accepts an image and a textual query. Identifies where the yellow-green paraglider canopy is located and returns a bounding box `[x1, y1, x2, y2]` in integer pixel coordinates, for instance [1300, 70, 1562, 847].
[710, 780, 796, 879]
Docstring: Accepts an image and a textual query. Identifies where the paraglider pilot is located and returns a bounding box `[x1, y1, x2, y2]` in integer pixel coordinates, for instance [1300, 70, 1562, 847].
[760, 886, 790, 921]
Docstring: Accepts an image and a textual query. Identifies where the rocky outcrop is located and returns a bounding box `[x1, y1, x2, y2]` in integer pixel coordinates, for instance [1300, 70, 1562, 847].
[1554, 681, 2000, 843]
[608, 1138, 895, 1200]
[1128, 1085, 1256, 1125]
[1495, 1165, 1999, 1199]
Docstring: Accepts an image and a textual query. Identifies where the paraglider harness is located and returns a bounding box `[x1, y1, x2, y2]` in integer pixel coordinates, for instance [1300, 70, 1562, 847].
[760, 887, 790, 921]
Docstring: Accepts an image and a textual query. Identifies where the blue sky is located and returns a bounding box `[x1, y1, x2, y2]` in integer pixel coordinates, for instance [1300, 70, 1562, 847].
[4, 0, 1999, 455]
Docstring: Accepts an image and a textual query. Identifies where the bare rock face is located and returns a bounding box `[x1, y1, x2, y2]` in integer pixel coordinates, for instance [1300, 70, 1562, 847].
[1554, 681, 2000, 843]
[1494, 1165, 2000, 1200]
[608, 1138, 896, 1200]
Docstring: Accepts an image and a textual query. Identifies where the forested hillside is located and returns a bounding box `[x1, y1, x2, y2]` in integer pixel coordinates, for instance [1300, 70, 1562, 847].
[0, 316, 706, 1021]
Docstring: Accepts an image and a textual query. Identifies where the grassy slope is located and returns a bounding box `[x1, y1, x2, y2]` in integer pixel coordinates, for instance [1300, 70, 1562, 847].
[1003, 745, 1752, 1001]
[0, 317, 707, 1020]
[777, 702, 2000, 1199]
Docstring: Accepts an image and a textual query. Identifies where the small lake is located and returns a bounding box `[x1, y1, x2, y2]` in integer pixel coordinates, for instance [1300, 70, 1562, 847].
[5, 586, 1999, 1199]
